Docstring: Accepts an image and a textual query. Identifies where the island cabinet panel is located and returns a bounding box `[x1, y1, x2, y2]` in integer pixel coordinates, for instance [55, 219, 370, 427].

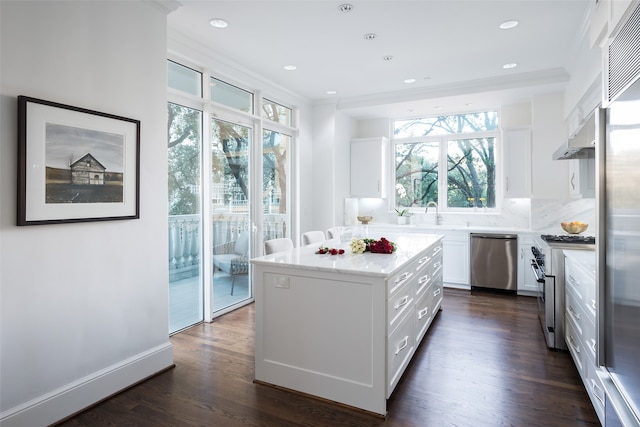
[252, 233, 444, 416]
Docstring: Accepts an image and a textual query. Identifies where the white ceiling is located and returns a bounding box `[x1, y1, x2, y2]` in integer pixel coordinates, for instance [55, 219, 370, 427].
[167, 0, 592, 119]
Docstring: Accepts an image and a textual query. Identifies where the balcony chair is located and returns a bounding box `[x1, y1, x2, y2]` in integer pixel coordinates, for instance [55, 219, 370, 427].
[264, 237, 294, 255]
[326, 227, 337, 240]
[301, 231, 325, 246]
[212, 230, 249, 295]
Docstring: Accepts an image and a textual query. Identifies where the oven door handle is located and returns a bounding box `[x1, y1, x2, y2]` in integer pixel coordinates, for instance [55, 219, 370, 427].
[530, 260, 545, 283]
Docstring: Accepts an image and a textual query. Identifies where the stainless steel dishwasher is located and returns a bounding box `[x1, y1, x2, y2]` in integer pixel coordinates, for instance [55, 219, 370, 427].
[470, 233, 518, 292]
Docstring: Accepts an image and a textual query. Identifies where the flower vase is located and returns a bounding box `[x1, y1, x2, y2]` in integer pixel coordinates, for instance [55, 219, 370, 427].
[397, 216, 408, 225]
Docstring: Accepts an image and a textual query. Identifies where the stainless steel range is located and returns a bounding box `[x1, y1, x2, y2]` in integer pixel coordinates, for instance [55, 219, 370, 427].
[530, 234, 595, 350]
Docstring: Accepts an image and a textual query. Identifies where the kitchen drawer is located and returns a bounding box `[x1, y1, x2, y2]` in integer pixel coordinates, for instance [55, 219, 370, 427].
[414, 286, 433, 344]
[565, 313, 585, 376]
[566, 280, 590, 337]
[565, 257, 596, 316]
[584, 356, 606, 423]
[414, 268, 433, 298]
[429, 274, 443, 315]
[388, 281, 414, 334]
[431, 253, 443, 279]
[387, 308, 415, 397]
[413, 247, 442, 297]
[584, 316, 597, 361]
[388, 260, 416, 297]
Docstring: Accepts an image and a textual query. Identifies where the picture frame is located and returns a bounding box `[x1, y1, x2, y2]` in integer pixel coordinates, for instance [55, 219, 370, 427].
[17, 96, 140, 225]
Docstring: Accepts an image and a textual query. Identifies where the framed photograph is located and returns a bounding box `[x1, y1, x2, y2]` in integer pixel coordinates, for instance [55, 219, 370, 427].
[17, 96, 140, 225]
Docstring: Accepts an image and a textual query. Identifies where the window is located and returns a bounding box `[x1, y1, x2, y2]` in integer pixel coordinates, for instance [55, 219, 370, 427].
[263, 129, 290, 240]
[167, 102, 203, 333]
[210, 77, 253, 113]
[393, 112, 498, 212]
[168, 61, 202, 97]
[262, 99, 292, 126]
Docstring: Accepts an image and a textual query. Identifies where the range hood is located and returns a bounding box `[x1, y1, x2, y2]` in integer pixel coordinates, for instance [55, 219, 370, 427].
[552, 110, 597, 160]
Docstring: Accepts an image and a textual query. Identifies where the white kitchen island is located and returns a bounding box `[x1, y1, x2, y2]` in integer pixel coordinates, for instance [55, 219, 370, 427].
[251, 233, 444, 416]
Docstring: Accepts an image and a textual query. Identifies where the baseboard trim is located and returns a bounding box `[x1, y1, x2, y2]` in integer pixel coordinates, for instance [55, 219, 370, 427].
[0, 342, 174, 427]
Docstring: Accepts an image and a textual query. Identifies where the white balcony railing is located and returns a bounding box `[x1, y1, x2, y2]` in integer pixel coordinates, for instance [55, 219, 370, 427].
[168, 213, 287, 282]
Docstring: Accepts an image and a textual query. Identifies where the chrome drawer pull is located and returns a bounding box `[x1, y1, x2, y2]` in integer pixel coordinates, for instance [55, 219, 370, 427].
[568, 274, 579, 287]
[433, 261, 442, 269]
[394, 272, 410, 284]
[418, 275, 430, 284]
[433, 246, 442, 254]
[395, 296, 409, 309]
[418, 307, 429, 319]
[418, 256, 431, 265]
[568, 335, 580, 353]
[569, 305, 581, 320]
[590, 339, 596, 353]
[591, 299, 597, 310]
[395, 336, 409, 355]
[591, 380, 604, 404]
[433, 288, 441, 296]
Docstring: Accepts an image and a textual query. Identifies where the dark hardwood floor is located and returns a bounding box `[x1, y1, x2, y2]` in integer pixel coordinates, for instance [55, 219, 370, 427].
[57, 289, 599, 427]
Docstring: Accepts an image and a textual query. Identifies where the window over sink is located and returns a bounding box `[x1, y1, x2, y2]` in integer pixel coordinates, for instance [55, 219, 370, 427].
[393, 111, 499, 213]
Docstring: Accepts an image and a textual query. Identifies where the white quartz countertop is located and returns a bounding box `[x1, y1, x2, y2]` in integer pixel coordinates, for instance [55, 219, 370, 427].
[251, 232, 443, 278]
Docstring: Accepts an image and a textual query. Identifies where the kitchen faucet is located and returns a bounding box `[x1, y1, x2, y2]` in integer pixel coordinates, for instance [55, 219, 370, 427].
[425, 201, 441, 225]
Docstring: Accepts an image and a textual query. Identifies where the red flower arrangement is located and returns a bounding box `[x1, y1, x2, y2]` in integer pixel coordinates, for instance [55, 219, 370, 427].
[364, 237, 396, 254]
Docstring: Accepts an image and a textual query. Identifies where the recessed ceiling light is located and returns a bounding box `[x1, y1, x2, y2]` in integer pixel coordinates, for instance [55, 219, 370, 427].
[383, 55, 393, 61]
[209, 18, 228, 28]
[338, 3, 353, 12]
[502, 63, 518, 69]
[363, 33, 377, 40]
[283, 65, 297, 71]
[326, 90, 337, 95]
[404, 78, 416, 84]
[499, 20, 519, 30]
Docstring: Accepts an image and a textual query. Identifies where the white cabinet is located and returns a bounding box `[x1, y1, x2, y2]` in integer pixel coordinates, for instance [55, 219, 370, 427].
[442, 232, 470, 286]
[350, 137, 388, 198]
[503, 128, 532, 198]
[564, 251, 604, 424]
[569, 158, 596, 198]
[517, 234, 539, 295]
[590, 0, 637, 48]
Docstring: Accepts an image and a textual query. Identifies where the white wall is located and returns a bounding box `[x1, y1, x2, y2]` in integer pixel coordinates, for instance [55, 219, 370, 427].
[311, 104, 338, 234]
[0, 2, 173, 425]
[354, 118, 391, 139]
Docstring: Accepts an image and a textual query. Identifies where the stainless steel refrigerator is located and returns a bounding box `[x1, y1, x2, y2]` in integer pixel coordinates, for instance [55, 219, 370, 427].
[598, 29, 640, 425]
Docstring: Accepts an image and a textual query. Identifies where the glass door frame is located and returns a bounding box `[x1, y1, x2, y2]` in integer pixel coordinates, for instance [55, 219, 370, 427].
[168, 60, 299, 323]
